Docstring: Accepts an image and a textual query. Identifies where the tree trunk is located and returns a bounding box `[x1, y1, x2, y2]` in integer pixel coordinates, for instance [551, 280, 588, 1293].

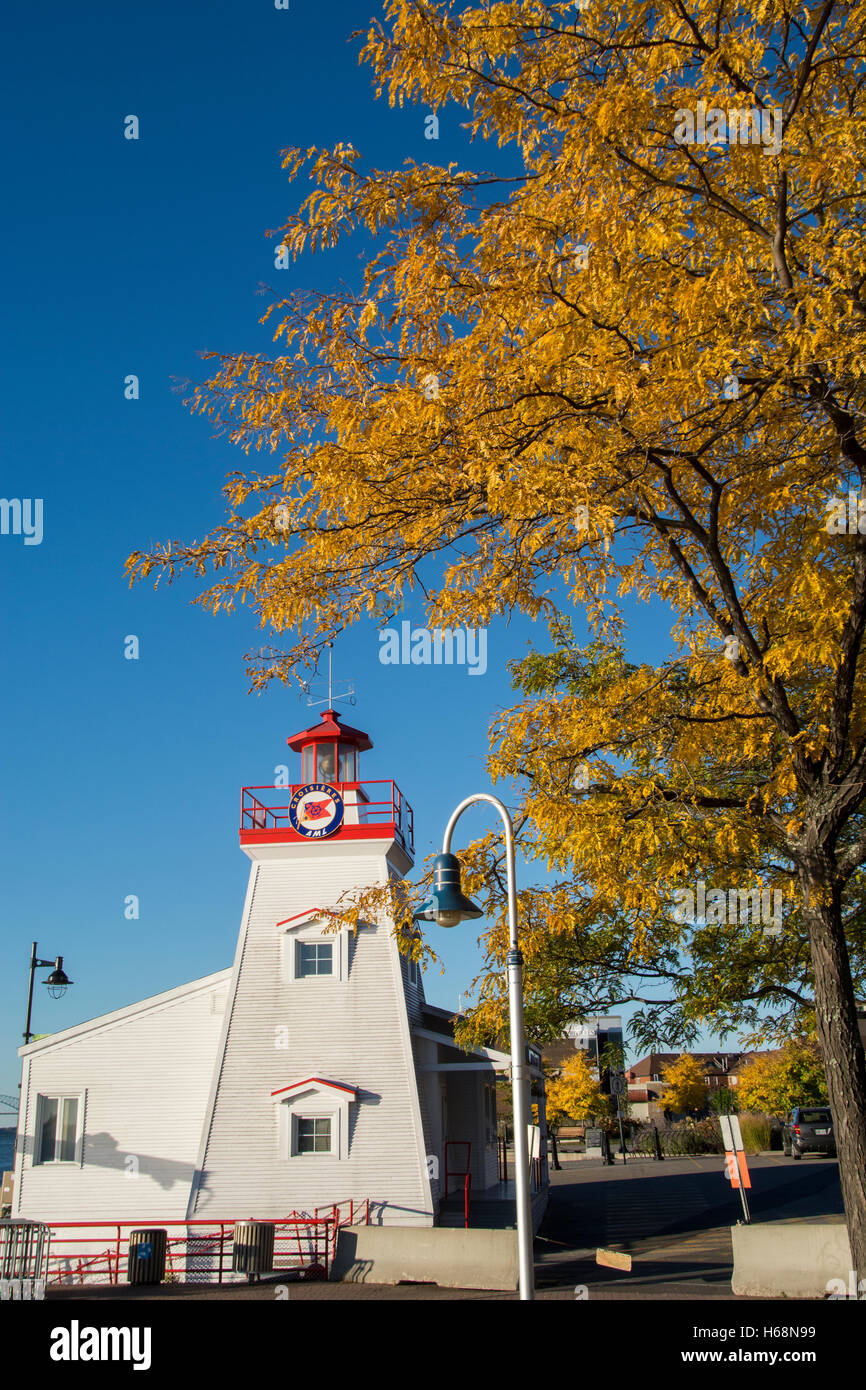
[801, 864, 866, 1279]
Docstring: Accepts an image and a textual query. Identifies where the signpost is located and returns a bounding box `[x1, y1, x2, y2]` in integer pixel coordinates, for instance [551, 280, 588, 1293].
[720, 1114, 751, 1222]
[610, 1070, 627, 1163]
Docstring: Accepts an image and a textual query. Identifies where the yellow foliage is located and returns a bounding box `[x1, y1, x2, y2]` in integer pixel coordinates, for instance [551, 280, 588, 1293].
[123, 5, 866, 1183]
[546, 1051, 609, 1127]
[660, 1054, 711, 1113]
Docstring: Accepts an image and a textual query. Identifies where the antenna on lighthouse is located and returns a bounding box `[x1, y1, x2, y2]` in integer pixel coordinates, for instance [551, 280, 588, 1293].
[300, 641, 357, 707]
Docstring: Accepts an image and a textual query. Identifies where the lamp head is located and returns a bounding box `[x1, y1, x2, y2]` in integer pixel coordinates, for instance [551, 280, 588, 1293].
[44, 957, 72, 999]
[413, 853, 482, 928]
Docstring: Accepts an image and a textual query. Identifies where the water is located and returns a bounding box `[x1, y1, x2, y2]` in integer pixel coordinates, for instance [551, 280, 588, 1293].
[0, 1129, 16, 1172]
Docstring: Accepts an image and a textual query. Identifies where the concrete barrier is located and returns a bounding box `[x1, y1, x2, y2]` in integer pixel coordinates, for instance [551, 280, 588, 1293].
[330, 1225, 518, 1290]
[731, 1221, 852, 1298]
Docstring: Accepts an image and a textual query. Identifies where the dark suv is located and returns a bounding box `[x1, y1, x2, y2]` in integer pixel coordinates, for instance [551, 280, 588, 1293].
[782, 1106, 836, 1159]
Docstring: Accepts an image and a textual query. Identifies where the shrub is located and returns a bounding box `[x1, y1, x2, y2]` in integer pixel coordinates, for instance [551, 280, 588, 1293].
[737, 1112, 772, 1153]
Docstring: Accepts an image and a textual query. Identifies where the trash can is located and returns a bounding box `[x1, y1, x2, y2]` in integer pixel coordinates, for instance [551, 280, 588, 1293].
[232, 1221, 275, 1277]
[127, 1229, 167, 1285]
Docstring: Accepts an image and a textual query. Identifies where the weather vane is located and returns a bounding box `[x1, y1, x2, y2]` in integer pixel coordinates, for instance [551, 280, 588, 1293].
[299, 640, 356, 707]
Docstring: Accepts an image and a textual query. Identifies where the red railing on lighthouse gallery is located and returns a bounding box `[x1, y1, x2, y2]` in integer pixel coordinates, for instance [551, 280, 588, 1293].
[240, 780, 414, 855]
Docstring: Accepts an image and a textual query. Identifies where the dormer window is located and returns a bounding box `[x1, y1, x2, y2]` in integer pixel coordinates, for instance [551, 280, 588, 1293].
[271, 1077, 357, 1160]
[279, 912, 348, 982]
[296, 1116, 333, 1154]
[297, 942, 333, 977]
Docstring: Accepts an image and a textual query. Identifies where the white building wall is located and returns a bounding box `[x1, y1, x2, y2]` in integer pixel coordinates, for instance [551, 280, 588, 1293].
[400, 955, 440, 1212]
[13, 973, 229, 1223]
[190, 846, 434, 1225]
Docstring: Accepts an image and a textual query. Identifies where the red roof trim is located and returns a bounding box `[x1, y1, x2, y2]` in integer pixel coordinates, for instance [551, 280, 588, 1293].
[275, 908, 321, 928]
[270, 1077, 357, 1099]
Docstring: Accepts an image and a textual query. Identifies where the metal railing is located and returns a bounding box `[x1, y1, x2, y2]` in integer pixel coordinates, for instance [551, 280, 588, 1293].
[0, 1220, 50, 1284]
[42, 1216, 340, 1286]
[312, 1197, 372, 1262]
[444, 1140, 472, 1228]
[497, 1134, 508, 1183]
[241, 781, 414, 854]
[460, 1174, 472, 1228]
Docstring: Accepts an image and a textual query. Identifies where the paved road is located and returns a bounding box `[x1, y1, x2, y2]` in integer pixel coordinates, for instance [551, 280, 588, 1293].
[534, 1153, 844, 1300]
[43, 1154, 843, 1301]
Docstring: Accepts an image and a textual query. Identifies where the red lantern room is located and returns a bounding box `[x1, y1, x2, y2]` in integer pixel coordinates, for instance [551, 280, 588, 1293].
[239, 709, 413, 865]
[287, 708, 373, 788]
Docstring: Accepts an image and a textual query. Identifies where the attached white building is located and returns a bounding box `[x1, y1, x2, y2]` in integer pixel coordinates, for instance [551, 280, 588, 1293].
[12, 709, 547, 1234]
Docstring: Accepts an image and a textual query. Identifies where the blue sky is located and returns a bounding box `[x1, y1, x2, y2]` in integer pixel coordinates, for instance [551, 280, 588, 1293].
[0, 0, 727, 1100]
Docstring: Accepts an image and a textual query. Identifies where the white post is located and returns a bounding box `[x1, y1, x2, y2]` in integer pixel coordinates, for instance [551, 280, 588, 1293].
[443, 793, 535, 1301]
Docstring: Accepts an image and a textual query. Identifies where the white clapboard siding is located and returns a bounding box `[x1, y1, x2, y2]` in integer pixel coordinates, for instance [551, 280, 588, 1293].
[401, 950, 439, 1209]
[14, 972, 230, 1222]
[190, 847, 435, 1225]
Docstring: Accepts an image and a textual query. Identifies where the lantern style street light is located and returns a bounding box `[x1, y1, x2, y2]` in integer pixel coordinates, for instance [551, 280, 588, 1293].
[414, 793, 535, 1301]
[23, 942, 73, 1044]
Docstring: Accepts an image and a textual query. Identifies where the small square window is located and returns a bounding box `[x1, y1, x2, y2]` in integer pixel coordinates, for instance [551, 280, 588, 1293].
[297, 942, 333, 977]
[297, 1116, 332, 1154]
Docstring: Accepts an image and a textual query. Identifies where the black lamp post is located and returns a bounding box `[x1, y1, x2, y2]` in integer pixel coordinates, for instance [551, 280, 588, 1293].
[23, 941, 73, 1044]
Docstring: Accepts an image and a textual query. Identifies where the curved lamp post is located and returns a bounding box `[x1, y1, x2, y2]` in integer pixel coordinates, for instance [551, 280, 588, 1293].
[414, 794, 535, 1301]
[24, 942, 73, 1044]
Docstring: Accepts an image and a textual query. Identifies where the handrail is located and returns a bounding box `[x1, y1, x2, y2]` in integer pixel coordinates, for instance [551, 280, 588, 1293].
[497, 1134, 508, 1182]
[241, 781, 414, 853]
[43, 1216, 335, 1286]
[313, 1196, 372, 1261]
[444, 1140, 471, 1203]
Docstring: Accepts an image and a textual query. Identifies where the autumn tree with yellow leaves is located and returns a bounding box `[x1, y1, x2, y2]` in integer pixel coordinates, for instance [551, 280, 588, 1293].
[737, 1037, 829, 1114]
[660, 1054, 711, 1114]
[128, 1, 866, 1271]
[545, 1052, 610, 1127]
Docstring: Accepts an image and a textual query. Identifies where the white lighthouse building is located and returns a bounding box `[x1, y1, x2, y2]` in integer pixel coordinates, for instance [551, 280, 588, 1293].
[12, 710, 547, 1241]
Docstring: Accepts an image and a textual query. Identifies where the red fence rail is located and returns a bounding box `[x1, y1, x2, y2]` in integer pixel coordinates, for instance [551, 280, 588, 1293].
[313, 1198, 372, 1262]
[444, 1140, 471, 1198]
[42, 1213, 368, 1287]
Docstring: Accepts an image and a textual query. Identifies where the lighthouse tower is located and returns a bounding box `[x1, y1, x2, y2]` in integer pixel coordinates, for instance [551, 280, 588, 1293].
[187, 709, 435, 1225]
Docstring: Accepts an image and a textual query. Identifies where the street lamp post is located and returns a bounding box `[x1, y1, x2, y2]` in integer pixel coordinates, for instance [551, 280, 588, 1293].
[23, 942, 73, 1044]
[414, 793, 535, 1301]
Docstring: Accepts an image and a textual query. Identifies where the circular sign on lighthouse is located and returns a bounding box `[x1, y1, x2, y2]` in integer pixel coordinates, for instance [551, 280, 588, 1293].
[289, 783, 345, 839]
